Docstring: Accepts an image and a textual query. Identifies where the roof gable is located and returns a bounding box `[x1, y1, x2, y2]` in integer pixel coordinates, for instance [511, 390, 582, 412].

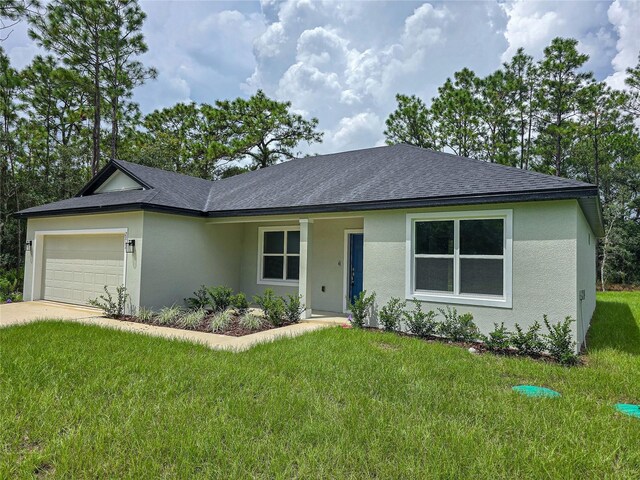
[94, 169, 144, 193]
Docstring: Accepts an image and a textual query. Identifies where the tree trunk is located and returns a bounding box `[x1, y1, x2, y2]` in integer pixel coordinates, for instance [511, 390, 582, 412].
[555, 113, 562, 176]
[111, 94, 118, 160]
[92, 55, 101, 175]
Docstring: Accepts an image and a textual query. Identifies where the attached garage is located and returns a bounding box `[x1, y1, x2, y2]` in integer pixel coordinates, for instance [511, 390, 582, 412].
[40, 233, 125, 306]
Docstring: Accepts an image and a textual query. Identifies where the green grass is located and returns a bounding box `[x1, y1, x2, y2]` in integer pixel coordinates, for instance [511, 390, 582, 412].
[1, 293, 639, 478]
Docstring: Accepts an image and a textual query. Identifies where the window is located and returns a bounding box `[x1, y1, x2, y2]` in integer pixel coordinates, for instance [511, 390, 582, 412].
[406, 210, 512, 308]
[258, 227, 300, 284]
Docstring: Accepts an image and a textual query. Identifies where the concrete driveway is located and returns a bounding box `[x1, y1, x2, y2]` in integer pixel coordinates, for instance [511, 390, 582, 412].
[0, 301, 101, 327]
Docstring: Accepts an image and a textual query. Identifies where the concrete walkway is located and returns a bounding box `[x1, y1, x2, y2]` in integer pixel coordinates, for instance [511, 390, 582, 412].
[0, 301, 347, 352]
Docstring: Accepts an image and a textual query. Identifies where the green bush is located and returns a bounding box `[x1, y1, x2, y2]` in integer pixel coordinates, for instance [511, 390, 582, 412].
[0, 268, 23, 302]
[284, 294, 305, 324]
[403, 300, 437, 337]
[543, 315, 579, 366]
[180, 309, 207, 329]
[254, 289, 287, 327]
[137, 307, 154, 323]
[348, 291, 376, 328]
[482, 323, 511, 352]
[89, 285, 129, 318]
[239, 312, 264, 331]
[231, 293, 249, 315]
[156, 305, 183, 325]
[207, 286, 234, 312]
[437, 306, 479, 342]
[185, 285, 209, 310]
[210, 309, 233, 333]
[378, 297, 406, 332]
[511, 321, 545, 356]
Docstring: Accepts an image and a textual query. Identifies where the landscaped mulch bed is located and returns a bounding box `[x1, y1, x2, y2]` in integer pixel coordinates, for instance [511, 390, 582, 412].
[113, 311, 298, 337]
[361, 326, 578, 365]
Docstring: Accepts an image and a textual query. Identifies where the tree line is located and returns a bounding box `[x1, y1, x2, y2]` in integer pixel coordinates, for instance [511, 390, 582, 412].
[385, 38, 640, 287]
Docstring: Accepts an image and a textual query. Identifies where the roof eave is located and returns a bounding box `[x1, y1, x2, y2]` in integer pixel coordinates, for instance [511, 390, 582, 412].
[13, 203, 203, 219]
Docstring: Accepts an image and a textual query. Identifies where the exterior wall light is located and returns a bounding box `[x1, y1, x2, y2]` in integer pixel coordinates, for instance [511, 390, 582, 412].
[125, 239, 135, 254]
[25, 240, 33, 253]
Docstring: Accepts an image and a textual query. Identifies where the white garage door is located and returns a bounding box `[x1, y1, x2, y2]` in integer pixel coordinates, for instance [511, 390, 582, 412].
[42, 234, 125, 306]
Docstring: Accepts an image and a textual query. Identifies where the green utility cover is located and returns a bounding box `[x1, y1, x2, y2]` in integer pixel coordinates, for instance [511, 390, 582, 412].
[615, 404, 640, 419]
[512, 385, 561, 398]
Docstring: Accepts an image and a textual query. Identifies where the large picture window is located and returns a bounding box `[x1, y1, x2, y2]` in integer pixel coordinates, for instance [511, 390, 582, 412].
[258, 227, 300, 284]
[406, 210, 512, 308]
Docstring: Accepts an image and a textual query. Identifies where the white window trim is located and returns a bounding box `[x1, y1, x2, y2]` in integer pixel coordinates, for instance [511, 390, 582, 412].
[257, 226, 300, 286]
[405, 210, 513, 308]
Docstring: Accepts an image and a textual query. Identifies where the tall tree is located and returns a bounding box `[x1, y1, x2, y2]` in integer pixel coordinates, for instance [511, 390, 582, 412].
[0, 0, 38, 41]
[0, 47, 22, 266]
[504, 48, 537, 169]
[210, 90, 323, 169]
[102, 0, 156, 161]
[28, 0, 153, 175]
[430, 68, 484, 158]
[624, 53, 640, 117]
[384, 94, 438, 149]
[535, 37, 592, 176]
[478, 69, 518, 165]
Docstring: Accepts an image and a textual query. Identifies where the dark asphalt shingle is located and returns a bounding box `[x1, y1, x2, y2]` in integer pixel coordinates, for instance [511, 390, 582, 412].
[17, 144, 597, 218]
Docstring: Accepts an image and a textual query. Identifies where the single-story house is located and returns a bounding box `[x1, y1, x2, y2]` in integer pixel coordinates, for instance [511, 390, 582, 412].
[17, 144, 603, 348]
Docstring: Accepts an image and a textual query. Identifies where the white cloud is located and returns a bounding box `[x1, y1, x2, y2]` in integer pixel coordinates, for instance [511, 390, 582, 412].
[604, 0, 640, 89]
[501, 0, 617, 75]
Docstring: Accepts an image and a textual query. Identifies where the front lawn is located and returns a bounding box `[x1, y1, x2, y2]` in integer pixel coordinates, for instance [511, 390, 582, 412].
[1, 293, 639, 478]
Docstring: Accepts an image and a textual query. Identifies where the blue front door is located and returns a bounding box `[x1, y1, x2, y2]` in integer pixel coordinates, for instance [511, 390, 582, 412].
[348, 233, 364, 305]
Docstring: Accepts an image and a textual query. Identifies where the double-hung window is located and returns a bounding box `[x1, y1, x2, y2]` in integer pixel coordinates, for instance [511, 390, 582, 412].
[406, 210, 512, 308]
[258, 227, 300, 284]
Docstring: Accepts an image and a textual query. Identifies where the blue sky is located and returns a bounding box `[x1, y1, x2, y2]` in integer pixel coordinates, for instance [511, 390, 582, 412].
[3, 0, 639, 154]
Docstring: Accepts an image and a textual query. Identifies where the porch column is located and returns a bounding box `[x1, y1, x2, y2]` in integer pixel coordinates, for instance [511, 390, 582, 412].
[299, 218, 314, 319]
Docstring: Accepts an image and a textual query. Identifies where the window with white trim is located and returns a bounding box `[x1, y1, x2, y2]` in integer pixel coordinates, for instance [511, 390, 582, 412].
[259, 227, 300, 284]
[406, 210, 512, 308]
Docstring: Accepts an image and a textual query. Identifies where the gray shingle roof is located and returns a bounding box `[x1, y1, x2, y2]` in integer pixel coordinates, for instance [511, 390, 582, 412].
[16, 145, 601, 232]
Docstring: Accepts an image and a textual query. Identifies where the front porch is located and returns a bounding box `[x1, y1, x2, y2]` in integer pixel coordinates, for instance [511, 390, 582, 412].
[206, 215, 364, 318]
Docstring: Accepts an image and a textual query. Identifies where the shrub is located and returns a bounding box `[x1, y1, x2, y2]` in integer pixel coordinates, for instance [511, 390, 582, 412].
[239, 312, 264, 331]
[180, 309, 207, 329]
[89, 285, 129, 318]
[348, 291, 376, 328]
[0, 268, 22, 302]
[284, 294, 305, 324]
[185, 285, 209, 310]
[207, 285, 234, 312]
[543, 315, 578, 366]
[156, 305, 182, 325]
[231, 293, 249, 315]
[437, 306, 479, 342]
[210, 309, 233, 333]
[378, 297, 406, 332]
[483, 323, 511, 352]
[511, 321, 545, 356]
[254, 289, 287, 327]
[403, 300, 437, 337]
[137, 307, 154, 323]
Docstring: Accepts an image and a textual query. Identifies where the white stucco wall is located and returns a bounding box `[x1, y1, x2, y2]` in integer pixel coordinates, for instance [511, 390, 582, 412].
[23, 212, 144, 307]
[139, 212, 243, 309]
[362, 200, 583, 346]
[576, 204, 597, 346]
